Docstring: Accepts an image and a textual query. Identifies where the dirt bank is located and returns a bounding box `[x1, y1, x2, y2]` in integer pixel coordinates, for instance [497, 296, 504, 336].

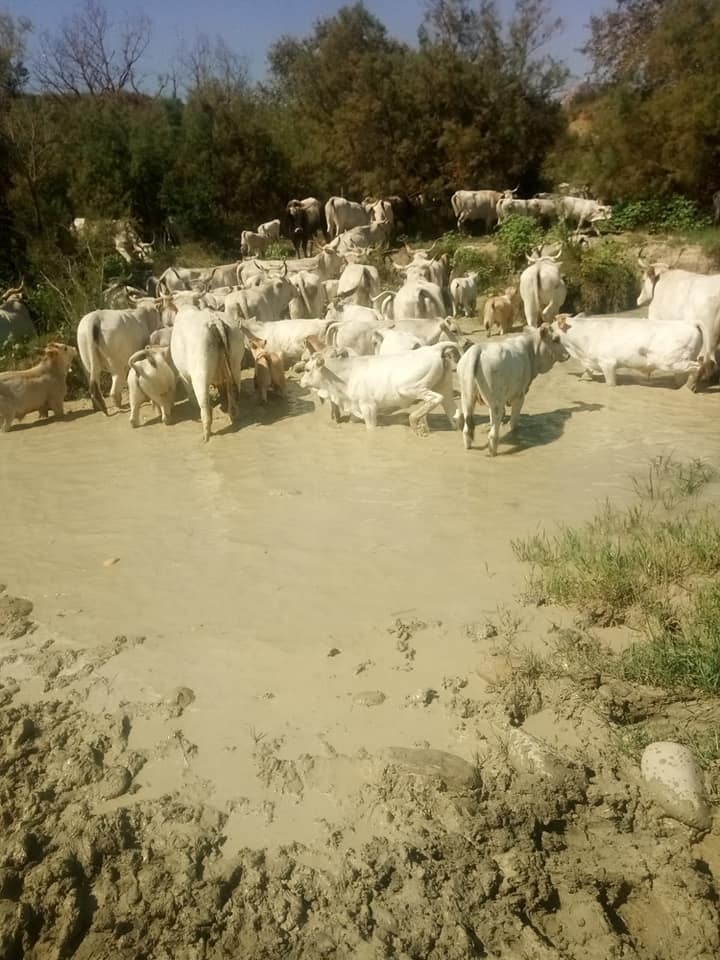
[1, 588, 719, 959]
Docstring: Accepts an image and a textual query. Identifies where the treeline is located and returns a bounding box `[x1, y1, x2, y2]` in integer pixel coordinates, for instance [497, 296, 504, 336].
[0, 0, 719, 282]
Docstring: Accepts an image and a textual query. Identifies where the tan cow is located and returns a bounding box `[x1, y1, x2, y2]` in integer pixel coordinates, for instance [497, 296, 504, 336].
[483, 287, 520, 337]
[0, 343, 77, 432]
[247, 336, 286, 403]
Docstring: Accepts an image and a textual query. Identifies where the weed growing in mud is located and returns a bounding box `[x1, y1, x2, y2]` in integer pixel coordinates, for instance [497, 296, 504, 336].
[631, 454, 716, 506]
[621, 582, 720, 693]
[513, 459, 720, 694]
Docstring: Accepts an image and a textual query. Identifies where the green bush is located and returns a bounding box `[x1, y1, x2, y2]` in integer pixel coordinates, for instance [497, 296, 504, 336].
[452, 248, 509, 294]
[495, 216, 544, 267]
[562, 240, 639, 314]
[262, 239, 296, 260]
[611, 195, 712, 234]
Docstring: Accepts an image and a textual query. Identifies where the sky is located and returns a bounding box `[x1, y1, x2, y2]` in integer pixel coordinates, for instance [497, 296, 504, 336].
[9, 0, 610, 88]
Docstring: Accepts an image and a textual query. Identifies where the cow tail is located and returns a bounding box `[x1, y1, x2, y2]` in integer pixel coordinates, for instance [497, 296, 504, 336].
[533, 267, 542, 326]
[210, 318, 240, 404]
[326, 321, 340, 346]
[451, 193, 460, 218]
[83, 315, 109, 415]
[297, 275, 313, 317]
[457, 344, 481, 440]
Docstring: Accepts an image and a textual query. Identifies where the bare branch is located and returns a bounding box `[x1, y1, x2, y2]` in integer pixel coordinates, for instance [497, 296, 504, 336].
[34, 0, 150, 98]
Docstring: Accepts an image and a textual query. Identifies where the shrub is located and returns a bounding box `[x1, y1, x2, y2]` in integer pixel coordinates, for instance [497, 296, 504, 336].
[611, 195, 712, 234]
[452, 248, 510, 294]
[262, 239, 296, 260]
[495, 215, 544, 267]
[562, 240, 639, 314]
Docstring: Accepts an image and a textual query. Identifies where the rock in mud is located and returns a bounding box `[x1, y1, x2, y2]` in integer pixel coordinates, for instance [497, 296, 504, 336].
[386, 747, 477, 790]
[409, 687, 438, 706]
[505, 727, 580, 786]
[640, 741, 712, 829]
[98, 765, 132, 800]
[0, 594, 33, 640]
[354, 690, 386, 707]
[168, 686, 195, 717]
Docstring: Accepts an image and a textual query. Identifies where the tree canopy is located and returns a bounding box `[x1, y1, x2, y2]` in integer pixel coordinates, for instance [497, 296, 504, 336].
[0, 0, 717, 277]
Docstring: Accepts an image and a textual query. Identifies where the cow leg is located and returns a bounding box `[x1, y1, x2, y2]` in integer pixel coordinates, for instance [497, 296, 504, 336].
[508, 396, 525, 435]
[408, 389, 444, 435]
[358, 402, 378, 429]
[110, 374, 125, 409]
[460, 388, 478, 450]
[190, 373, 213, 441]
[128, 377, 145, 427]
[0, 417, 10, 433]
[599, 360, 617, 386]
[487, 404, 504, 456]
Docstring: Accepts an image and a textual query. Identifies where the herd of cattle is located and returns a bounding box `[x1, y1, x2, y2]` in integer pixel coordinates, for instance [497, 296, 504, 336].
[1, 186, 719, 451]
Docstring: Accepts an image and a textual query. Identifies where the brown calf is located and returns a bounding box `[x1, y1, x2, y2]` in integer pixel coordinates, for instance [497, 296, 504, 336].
[0, 343, 77, 432]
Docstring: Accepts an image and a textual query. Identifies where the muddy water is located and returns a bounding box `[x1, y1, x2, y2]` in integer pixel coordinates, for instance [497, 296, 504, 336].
[1, 357, 719, 848]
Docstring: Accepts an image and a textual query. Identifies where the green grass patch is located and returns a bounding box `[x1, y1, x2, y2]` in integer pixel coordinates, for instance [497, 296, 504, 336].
[513, 458, 720, 694]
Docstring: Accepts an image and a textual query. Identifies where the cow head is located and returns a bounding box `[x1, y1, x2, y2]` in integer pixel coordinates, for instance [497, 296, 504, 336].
[636, 263, 668, 306]
[535, 323, 569, 371]
[43, 342, 77, 374]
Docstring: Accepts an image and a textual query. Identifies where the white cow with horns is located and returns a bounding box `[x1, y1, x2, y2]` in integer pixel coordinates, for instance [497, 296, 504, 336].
[456, 325, 569, 456]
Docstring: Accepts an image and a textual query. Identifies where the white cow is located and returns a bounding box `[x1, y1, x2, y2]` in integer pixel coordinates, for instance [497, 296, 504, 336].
[519, 251, 566, 327]
[127, 346, 177, 427]
[242, 318, 330, 363]
[325, 315, 386, 357]
[450, 272, 480, 317]
[288, 271, 327, 319]
[450, 190, 504, 232]
[557, 196, 612, 234]
[325, 197, 371, 239]
[554, 315, 704, 386]
[372, 329, 423, 355]
[240, 230, 271, 258]
[365, 199, 394, 231]
[238, 248, 343, 286]
[336, 263, 381, 306]
[257, 219, 281, 242]
[170, 307, 246, 442]
[390, 316, 461, 345]
[637, 263, 720, 387]
[326, 222, 389, 255]
[392, 280, 446, 320]
[496, 198, 532, 222]
[457, 325, 569, 456]
[301, 342, 460, 431]
[155, 266, 209, 295]
[225, 268, 295, 324]
[77, 301, 162, 413]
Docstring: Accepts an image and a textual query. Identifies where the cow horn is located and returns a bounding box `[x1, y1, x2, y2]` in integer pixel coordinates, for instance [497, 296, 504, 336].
[670, 245, 685, 269]
[1, 279, 24, 301]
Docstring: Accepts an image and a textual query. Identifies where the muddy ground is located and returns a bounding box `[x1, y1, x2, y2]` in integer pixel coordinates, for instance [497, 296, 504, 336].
[1, 329, 720, 958]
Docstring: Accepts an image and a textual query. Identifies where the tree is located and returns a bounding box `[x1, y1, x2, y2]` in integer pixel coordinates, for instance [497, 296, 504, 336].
[582, 0, 667, 85]
[0, 12, 31, 95]
[35, 0, 150, 97]
[550, 0, 720, 202]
